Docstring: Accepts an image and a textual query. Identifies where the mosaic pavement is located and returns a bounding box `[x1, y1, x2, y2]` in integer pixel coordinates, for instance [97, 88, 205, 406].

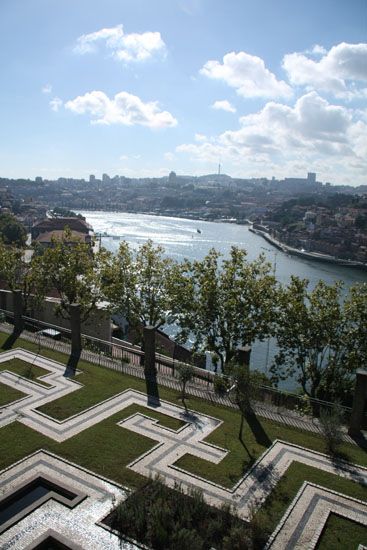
[0, 450, 134, 549]
[0, 349, 366, 546]
[266, 482, 367, 549]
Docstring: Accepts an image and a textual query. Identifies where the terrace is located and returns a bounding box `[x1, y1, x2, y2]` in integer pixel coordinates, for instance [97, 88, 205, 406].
[0, 329, 365, 549]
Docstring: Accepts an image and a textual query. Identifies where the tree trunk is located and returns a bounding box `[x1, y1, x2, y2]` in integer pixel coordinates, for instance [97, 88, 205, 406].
[239, 412, 244, 442]
[12, 290, 24, 333]
[70, 303, 82, 357]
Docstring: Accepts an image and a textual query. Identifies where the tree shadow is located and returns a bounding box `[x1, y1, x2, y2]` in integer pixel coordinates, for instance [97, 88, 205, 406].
[64, 350, 81, 378]
[239, 413, 253, 460]
[329, 452, 366, 485]
[1, 328, 22, 350]
[179, 409, 204, 430]
[144, 371, 161, 408]
[245, 410, 272, 448]
[349, 431, 367, 451]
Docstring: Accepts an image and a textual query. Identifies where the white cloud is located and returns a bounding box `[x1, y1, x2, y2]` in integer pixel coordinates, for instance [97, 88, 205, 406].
[221, 92, 353, 152]
[176, 92, 367, 184]
[283, 42, 367, 98]
[303, 44, 327, 56]
[200, 51, 292, 99]
[49, 97, 63, 112]
[194, 133, 207, 142]
[119, 154, 141, 160]
[74, 24, 166, 62]
[310, 44, 327, 55]
[42, 83, 52, 94]
[212, 100, 236, 113]
[164, 152, 176, 161]
[65, 90, 177, 128]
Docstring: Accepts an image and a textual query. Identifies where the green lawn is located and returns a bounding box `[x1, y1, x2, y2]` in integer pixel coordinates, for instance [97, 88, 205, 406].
[316, 513, 367, 550]
[0, 381, 27, 406]
[0, 330, 366, 545]
[0, 358, 52, 387]
[255, 462, 367, 539]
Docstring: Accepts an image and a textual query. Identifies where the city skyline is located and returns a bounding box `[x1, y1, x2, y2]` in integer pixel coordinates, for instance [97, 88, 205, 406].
[0, 0, 366, 185]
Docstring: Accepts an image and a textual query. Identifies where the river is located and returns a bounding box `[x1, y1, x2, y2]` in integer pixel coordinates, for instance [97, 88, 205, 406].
[78, 211, 367, 388]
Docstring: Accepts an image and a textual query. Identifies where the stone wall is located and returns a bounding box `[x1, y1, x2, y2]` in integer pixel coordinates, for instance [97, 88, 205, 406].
[0, 289, 111, 341]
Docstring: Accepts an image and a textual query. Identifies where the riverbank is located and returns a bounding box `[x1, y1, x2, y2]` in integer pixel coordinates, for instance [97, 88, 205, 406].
[249, 226, 367, 272]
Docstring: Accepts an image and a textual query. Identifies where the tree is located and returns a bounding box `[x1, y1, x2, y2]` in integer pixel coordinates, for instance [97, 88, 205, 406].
[227, 363, 260, 445]
[101, 240, 185, 340]
[176, 362, 194, 408]
[177, 247, 278, 373]
[0, 241, 47, 317]
[319, 403, 344, 455]
[0, 214, 27, 247]
[270, 277, 364, 403]
[343, 283, 367, 376]
[39, 229, 106, 323]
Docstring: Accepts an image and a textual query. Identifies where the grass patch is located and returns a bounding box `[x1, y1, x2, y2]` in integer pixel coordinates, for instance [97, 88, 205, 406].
[316, 513, 367, 550]
[0, 381, 27, 406]
[37, 368, 146, 420]
[0, 358, 52, 387]
[0, 331, 365, 493]
[255, 462, 367, 539]
[174, 411, 367, 488]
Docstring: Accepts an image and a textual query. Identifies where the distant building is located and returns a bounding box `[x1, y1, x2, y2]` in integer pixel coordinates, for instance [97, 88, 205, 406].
[102, 173, 110, 183]
[33, 229, 92, 250]
[307, 172, 316, 184]
[31, 217, 92, 241]
[168, 171, 177, 185]
[35, 176, 43, 184]
[89, 174, 96, 183]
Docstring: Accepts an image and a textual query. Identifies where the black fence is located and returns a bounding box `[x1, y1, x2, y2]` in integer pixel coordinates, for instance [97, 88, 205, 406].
[0, 309, 362, 427]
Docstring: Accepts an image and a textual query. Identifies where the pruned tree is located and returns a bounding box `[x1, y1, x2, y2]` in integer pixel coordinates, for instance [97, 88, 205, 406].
[271, 277, 365, 404]
[343, 283, 367, 376]
[39, 228, 106, 322]
[101, 239, 186, 340]
[0, 241, 47, 317]
[176, 362, 194, 408]
[228, 363, 260, 445]
[319, 403, 344, 455]
[177, 247, 278, 373]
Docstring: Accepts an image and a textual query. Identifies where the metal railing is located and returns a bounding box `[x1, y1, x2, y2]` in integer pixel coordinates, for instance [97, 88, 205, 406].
[0, 309, 363, 428]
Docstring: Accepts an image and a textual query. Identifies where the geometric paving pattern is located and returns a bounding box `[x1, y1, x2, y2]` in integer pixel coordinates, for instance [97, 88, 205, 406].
[0, 450, 130, 549]
[266, 482, 367, 549]
[0, 349, 366, 544]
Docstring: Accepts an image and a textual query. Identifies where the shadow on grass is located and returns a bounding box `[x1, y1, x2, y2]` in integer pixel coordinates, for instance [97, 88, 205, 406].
[245, 410, 272, 448]
[349, 431, 367, 452]
[1, 329, 21, 350]
[328, 446, 367, 484]
[144, 369, 161, 408]
[64, 351, 81, 378]
[239, 414, 253, 460]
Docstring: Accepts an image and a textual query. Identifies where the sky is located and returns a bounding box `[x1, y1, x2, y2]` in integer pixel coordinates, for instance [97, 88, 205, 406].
[0, 0, 366, 185]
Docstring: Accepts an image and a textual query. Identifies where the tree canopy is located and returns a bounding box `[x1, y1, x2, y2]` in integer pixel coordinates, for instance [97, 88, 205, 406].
[0, 241, 46, 314]
[271, 277, 367, 403]
[101, 239, 184, 337]
[0, 213, 27, 247]
[39, 229, 106, 321]
[177, 247, 278, 372]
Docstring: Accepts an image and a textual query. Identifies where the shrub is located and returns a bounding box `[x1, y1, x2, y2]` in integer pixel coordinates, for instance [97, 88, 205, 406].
[319, 403, 344, 455]
[107, 477, 251, 549]
[213, 375, 230, 396]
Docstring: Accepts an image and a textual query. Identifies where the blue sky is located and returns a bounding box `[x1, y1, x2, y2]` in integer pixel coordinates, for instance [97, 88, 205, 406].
[0, 0, 366, 185]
